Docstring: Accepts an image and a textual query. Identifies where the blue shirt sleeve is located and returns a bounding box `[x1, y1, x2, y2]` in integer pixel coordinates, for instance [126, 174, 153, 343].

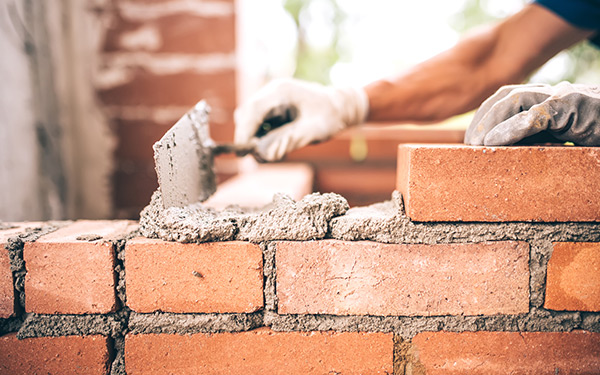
[534, 0, 600, 46]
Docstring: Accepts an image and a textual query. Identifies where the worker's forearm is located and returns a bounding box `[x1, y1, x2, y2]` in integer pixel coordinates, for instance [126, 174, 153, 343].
[365, 4, 592, 123]
[364, 24, 515, 123]
[364, 44, 497, 123]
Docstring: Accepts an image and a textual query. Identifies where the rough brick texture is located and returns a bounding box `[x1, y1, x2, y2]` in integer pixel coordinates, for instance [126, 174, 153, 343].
[0, 333, 110, 374]
[125, 329, 393, 374]
[126, 238, 263, 313]
[104, 13, 236, 54]
[276, 240, 529, 316]
[546, 242, 600, 312]
[397, 144, 600, 222]
[24, 220, 136, 314]
[98, 71, 236, 108]
[408, 331, 600, 374]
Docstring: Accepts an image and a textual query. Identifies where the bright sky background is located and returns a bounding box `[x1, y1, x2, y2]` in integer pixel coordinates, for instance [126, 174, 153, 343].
[237, 0, 573, 99]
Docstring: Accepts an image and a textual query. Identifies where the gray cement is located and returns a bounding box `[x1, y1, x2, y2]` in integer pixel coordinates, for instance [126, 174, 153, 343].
[128, 311, 264, 335]
[17, 312, 128, 339]
[264, 309, 595, 340]
[330, 192, 600, 244]
[139, 190, 349, 243]
[153, 101, 217, 208]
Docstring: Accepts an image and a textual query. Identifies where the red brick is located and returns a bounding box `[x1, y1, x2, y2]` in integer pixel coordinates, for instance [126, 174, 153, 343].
[277, 240, 529, 316]
[104, 14, 235, 54]
[126, 238, 263, 313]
[408, 331, 600, 374]
[125, 328, 393, 374]
[397, 144, 600, 222]
[545, 242, 600, 312]
[0, 333, 110, 374]
[98, 70, 236, 108]
[24, 220, 137, 314]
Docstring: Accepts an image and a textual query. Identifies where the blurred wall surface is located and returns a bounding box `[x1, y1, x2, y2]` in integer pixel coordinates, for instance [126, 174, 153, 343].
[0, 0, 114, 221]
[1, 0, 237, 220]
[100, 0, 237, 218]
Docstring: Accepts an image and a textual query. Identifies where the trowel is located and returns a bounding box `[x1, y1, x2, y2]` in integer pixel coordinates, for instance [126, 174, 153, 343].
[153, 100, 291, 208]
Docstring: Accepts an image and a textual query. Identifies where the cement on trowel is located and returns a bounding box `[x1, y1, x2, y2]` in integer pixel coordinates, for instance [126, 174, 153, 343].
[153, 101, 216, 208]
[139, 190, 349, 243]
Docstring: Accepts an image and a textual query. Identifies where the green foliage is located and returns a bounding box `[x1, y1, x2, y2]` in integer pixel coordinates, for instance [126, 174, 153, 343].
[449, 0, 501, 33]
[283, 0, 346, 84]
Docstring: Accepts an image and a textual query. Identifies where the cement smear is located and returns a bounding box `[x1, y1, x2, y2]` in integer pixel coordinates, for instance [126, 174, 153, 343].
[330, 191, 600, 244]
[264, 308, 593, 340]
[128, 311, 264, 335]
[17, 312, 128, 339]
[139, 190, 349, 243]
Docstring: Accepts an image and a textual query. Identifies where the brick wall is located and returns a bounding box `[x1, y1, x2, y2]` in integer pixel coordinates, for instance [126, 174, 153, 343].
[96, 0, 237, 218]
[1, 144, 599, 374]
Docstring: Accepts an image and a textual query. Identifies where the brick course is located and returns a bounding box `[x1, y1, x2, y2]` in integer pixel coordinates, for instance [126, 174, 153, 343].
[24, 220, 136, 314]
[276, 240, 529, 316]
[408, 331, 600, 374]
[397, 144, 600, 222]
[97, 70, 236, 108]
[545, 242, 600, 312]
[126, 238, 263, 313]
[104, 13, 235, 54]
[0, 333, 110, 374]
[125, 329, 393, 374]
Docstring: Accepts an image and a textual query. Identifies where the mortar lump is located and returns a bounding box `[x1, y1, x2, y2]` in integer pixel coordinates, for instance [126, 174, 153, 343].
[139, 190, 349, 243]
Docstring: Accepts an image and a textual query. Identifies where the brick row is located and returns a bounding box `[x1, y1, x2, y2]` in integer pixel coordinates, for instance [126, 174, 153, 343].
[97, 70, 236, 108]
[12, 219, 600, 318]
[104, 13, 235, 54]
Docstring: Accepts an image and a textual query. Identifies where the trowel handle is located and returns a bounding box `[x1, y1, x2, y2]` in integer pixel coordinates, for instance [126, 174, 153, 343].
[254, 105, 298, 138]
[211, 143, 255, 157]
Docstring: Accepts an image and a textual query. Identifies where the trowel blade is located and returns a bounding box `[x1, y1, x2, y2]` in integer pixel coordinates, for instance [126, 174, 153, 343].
[153, 101, 217, 208]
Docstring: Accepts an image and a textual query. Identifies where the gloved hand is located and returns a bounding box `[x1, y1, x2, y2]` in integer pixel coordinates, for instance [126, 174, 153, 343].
[234, 78, 369, 161]
[464, 81, 600, 146]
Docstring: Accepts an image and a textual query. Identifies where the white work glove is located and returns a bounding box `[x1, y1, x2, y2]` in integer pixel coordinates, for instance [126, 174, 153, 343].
[234, 78, 369, 161]
[464, 82, 600, 146]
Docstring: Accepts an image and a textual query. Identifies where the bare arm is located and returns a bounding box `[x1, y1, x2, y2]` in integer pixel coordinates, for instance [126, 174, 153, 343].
[365, 3, 594, 123]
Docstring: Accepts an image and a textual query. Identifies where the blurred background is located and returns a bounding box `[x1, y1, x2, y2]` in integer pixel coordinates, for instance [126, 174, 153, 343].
[1, 0, 599, 221]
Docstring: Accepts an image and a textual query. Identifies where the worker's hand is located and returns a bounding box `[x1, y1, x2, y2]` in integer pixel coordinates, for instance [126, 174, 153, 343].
[464, 82, 600, 146]
[234, 78, 369, 161]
